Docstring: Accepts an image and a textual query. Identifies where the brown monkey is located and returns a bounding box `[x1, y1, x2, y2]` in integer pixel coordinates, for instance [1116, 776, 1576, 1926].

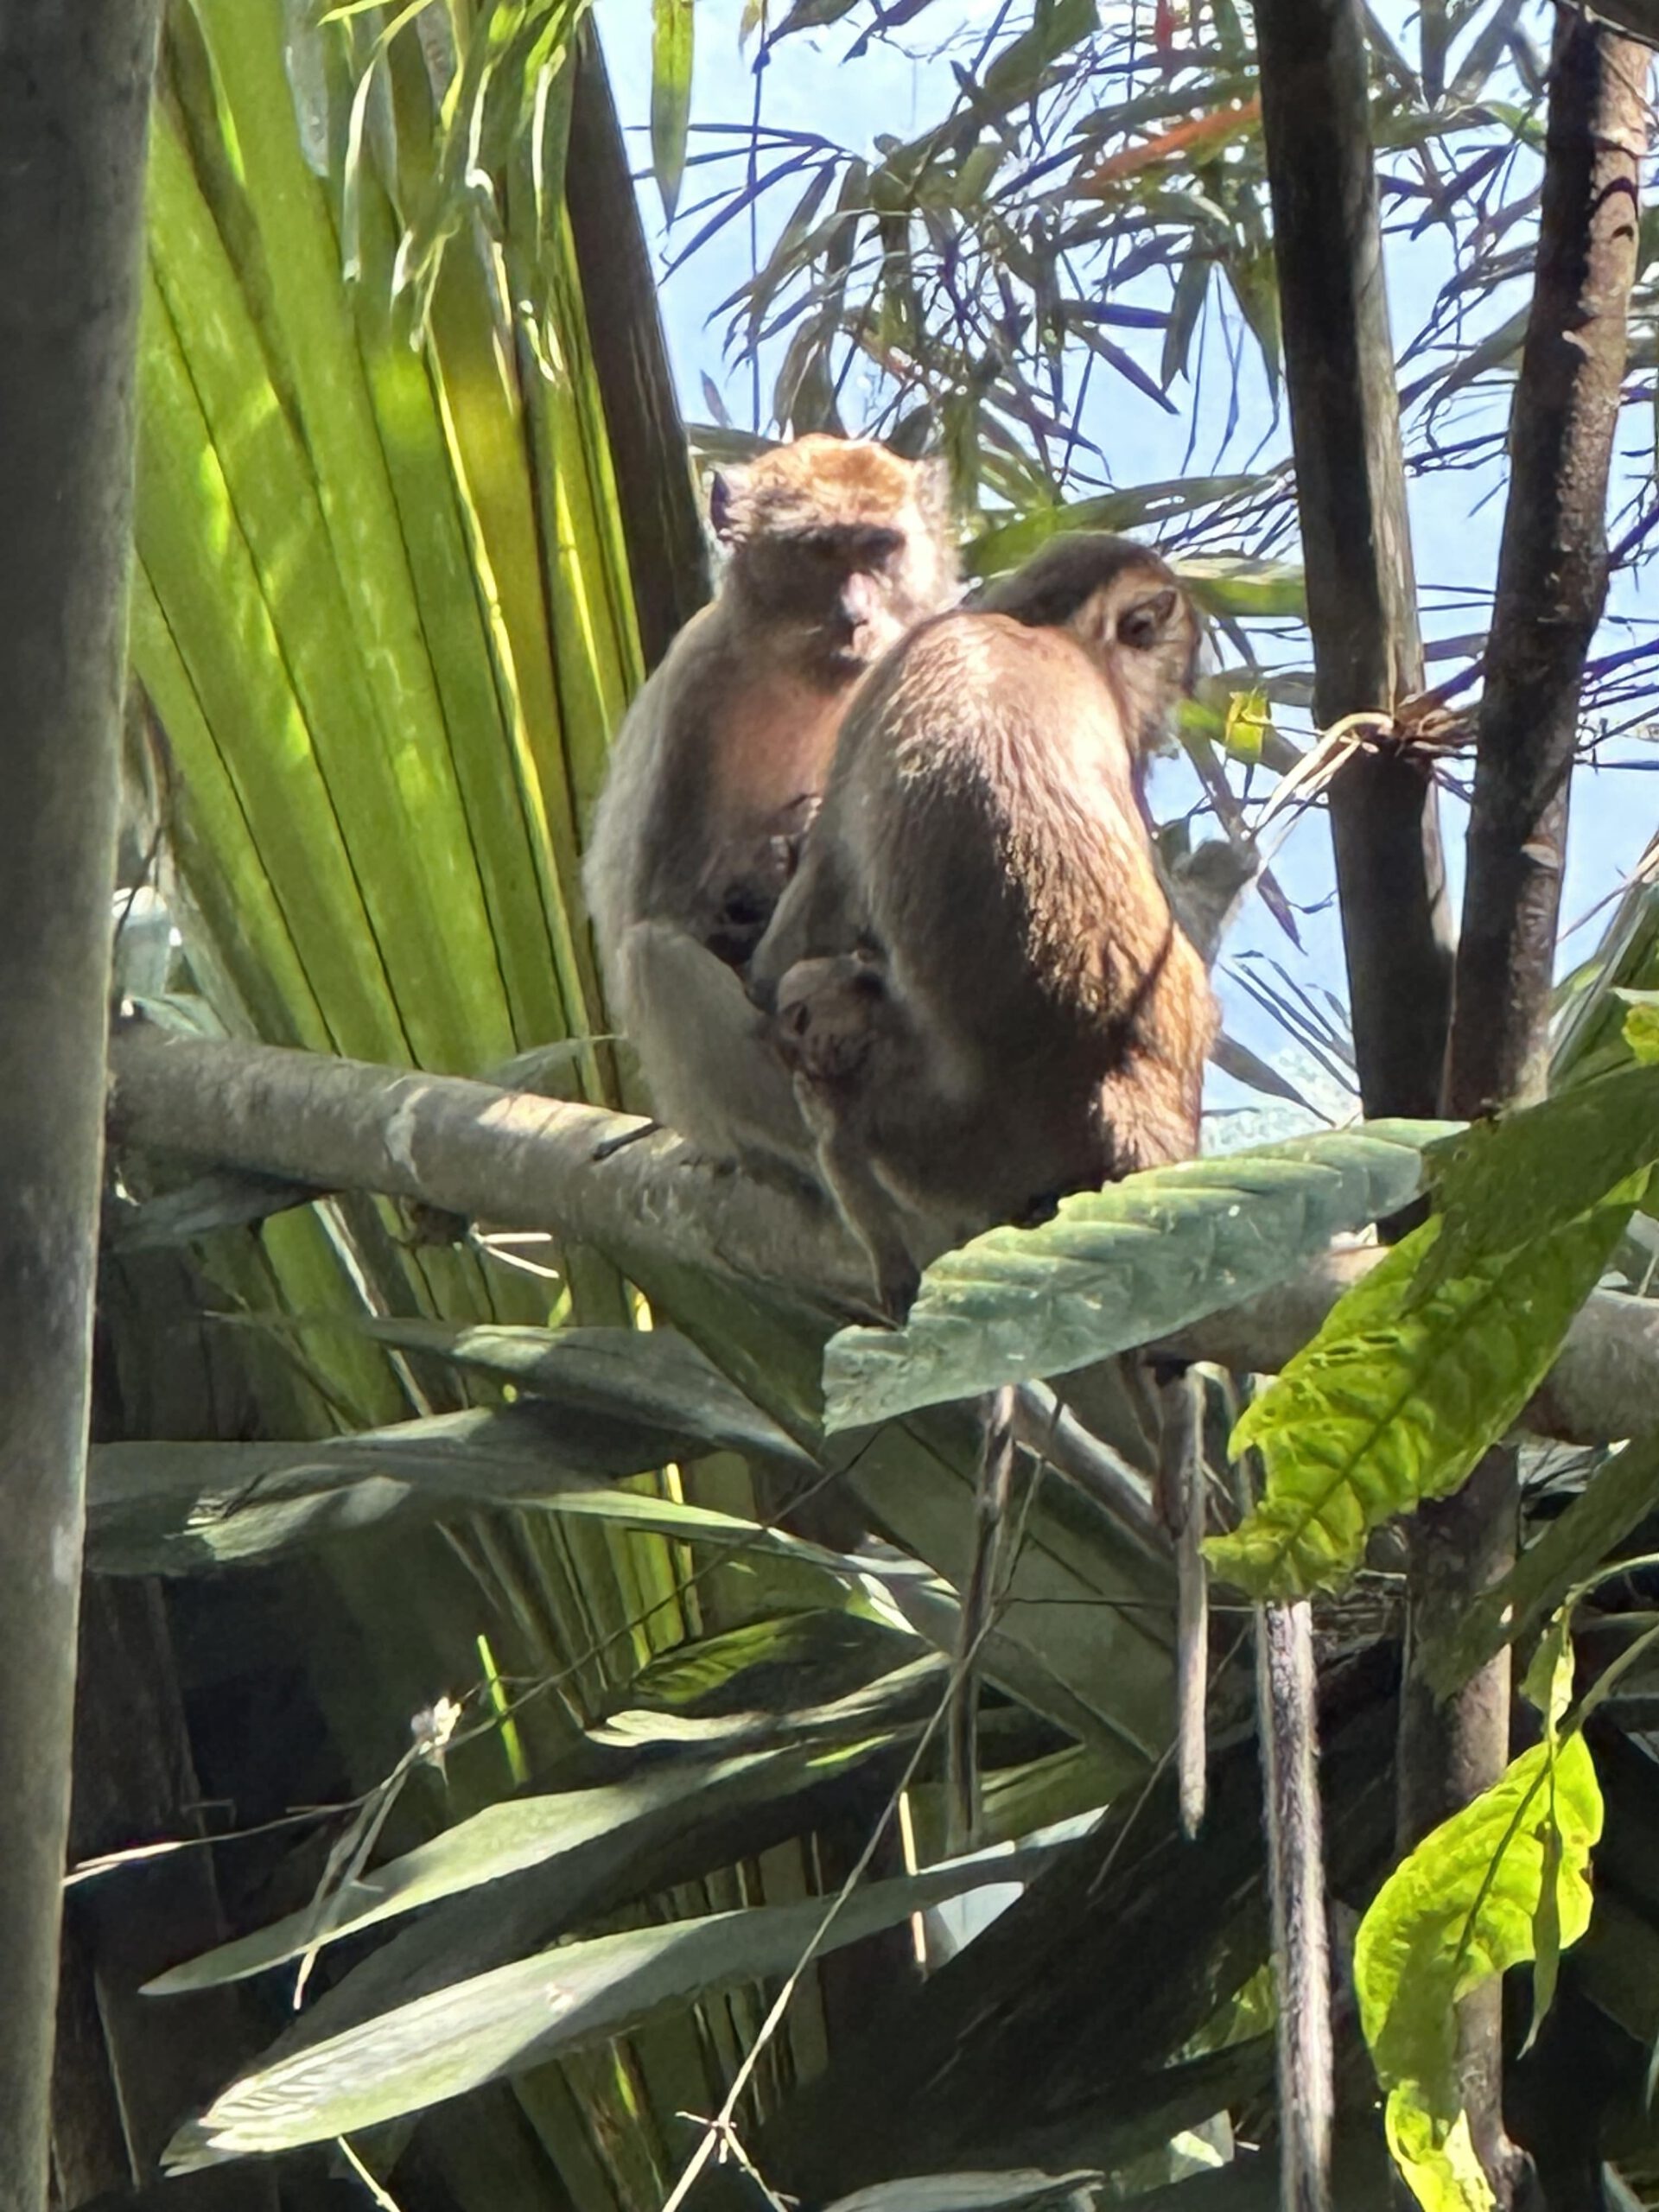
[751, 532, 1217, 1303]
[582, 435, 958, 1179]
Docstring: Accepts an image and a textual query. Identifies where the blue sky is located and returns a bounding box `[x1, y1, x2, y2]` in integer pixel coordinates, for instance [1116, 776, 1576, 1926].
[597, 1, 1656, 1125]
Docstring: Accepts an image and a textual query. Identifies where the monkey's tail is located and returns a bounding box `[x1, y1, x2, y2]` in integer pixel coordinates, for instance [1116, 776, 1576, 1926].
[949, 1382, 1019, 1851]
[1256, 1599, 1333, 2212]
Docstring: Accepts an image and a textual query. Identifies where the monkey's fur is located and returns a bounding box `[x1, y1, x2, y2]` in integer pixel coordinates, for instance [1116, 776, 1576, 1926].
[582, 435, 958, 1179]
[751, 533, 1218, 1314]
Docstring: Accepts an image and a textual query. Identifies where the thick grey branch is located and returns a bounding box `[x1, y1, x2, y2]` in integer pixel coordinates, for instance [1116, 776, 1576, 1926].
[107, 1024, 1659, 1447]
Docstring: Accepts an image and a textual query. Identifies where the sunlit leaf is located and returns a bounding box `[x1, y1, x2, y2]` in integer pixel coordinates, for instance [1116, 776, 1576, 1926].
[1355, 1729, 1601, 2211]
[1206, 1190, 1638, 1601]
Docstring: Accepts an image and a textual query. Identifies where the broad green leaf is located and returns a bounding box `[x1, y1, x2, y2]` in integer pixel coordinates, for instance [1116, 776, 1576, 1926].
[823, 1122, 1446, 1432]
[146, 1656, 941, 1993]
[650, 0, 694, 220]
[1418, 1065, 1659, 1289]
[1424, 1435, 1659, 1699]
[162, 1838, 1066, 2164]
[1355, 1732, 1602, 2212]
[1205, 1192, 1637, 1602]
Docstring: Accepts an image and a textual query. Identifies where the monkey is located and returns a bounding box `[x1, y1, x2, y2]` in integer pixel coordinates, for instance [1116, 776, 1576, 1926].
[581, 434, 959, 1182]
[752, 534, 1219, 1846]
[750, 531, 1218, 1300]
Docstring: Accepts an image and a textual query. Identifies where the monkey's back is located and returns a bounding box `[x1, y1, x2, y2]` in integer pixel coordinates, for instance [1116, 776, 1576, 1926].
[820, 609, 1215, 1217]
[842, 613, 1179, 1049]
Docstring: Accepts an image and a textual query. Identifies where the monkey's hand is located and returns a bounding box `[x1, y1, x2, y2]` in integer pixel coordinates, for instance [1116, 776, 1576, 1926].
[698, 794, 823, 970]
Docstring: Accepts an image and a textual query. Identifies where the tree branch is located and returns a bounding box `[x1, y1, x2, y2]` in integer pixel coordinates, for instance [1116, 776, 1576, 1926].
[105, 1023, 1659, 1448]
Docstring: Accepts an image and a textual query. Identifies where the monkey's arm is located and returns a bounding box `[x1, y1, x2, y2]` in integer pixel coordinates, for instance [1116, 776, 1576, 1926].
[747, 821, 867, 1006]
[613, 921, 817, 1181]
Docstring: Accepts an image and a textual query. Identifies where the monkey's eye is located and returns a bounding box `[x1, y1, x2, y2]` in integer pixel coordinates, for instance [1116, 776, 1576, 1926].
[1117, 588, 1179, 650]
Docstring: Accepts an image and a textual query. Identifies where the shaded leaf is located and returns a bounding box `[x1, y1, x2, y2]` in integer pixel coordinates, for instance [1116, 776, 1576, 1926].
[86, 1406, 872, 1580]
[1419, 1065, 1659, 1290]
[1424, 1435, 1659, 1699]
[162, 1838, 1068, 2164]
[352, 1319, 812, 1468]
[147, 1656, 942, 1994]
[823, 1122, 1446, 1431]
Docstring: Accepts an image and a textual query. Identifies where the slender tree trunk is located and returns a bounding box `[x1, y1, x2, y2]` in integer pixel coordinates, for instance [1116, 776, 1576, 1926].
[0, 7, 159, 2205]
[1254, 0, 1457, 1122]
[1401, 15, 1649, 2202]
[1252, 6, 1452, 2195]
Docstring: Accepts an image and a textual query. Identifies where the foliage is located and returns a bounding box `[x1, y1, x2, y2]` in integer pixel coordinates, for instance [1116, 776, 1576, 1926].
[75, 1, 1659, 2209]
[1355, 1627, 1603, 2211]
[823, 1120, 1444, 1428]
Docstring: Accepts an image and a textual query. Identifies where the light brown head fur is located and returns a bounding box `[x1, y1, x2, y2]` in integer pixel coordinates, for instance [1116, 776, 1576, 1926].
[981, 532, 1200, 762]
[709, 436, 958, 678]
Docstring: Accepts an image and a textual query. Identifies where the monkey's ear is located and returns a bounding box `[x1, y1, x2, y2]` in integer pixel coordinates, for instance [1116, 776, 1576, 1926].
[1116, 586, 1181, 651]
[708, 469, 747, 544]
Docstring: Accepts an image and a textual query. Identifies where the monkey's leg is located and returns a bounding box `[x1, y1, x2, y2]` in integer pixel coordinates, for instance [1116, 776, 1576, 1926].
[616, 921, 816, 1177]
[791, 1075, 920, 1321]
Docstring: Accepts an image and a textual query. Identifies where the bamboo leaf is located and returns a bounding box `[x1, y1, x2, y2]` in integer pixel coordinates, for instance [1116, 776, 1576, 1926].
[823, 1122, 1446, 1432]
[650, 0, 695, 220]
[1206, 1189, 1639, 1602]
[146, 1654, 939, 1994]
[162, 1840, 1066, 2164]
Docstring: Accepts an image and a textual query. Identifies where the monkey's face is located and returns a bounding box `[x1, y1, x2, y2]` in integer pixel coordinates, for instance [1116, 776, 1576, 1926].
[769, 950, 887, 1085]
[1069, 563, 1201, 759]
[709, 436, 958, 677]
[980, 532, 1201, 758]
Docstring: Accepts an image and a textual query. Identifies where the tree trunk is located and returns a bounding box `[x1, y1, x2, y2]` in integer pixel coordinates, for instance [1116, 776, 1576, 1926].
[1254, 0, 1456, 1122]
[1403, 15, 1649, 2202]
[0, 6, 160, 2205]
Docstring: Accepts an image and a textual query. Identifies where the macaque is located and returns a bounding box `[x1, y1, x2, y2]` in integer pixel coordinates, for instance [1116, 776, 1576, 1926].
[582, 435, 958, 1179]
[751, 532, 1218, 1312]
